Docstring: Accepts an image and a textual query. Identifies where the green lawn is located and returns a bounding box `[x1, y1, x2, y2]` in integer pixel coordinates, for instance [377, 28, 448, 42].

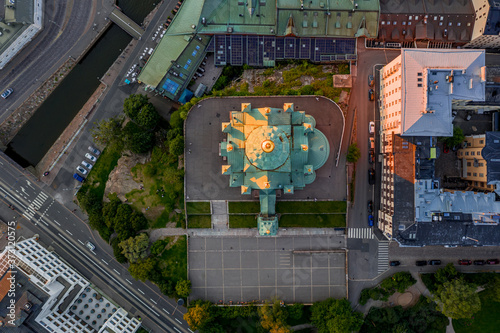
[453, 292, 500, 333]
[159, 236, 187, 281]
[228, 201, 260, 214]
[188, 215, 212, 228]
[229, 215, 257, 228]
[276, 201, 347, 214]
[186, 202, 211, 214]
[280, 214, 346, 228]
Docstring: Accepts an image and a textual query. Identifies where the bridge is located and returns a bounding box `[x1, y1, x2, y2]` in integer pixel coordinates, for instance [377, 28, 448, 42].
[108, 8, 144, 39]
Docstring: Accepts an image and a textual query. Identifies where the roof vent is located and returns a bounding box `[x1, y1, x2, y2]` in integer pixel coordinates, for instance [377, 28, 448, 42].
[227, 26, 233, 33]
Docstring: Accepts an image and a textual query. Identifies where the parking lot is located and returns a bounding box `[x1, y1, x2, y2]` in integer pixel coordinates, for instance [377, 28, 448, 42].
[189, 235, 347, 304]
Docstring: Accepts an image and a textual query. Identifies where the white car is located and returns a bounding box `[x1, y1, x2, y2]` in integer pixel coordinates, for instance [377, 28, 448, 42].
[369, 121, 375, 135]
[88, 146, 101, 156]
[76, 166, 87, 175]
[85, 153, 97, 162]
[86, 241, 95, 251]
[81, 161, 93, 170]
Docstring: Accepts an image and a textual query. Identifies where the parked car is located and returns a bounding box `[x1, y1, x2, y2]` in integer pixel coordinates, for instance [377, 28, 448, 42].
[81, 161, 93, 170]
[76, 166, 87, 175]
[369, 150, 375, 164]
[444, 245, 458, 248]
[368, 214, 374, 227]
[473, 260, 485, 265]
[368, 74, 374, 87]
[487, 259, 499, 265]
[85, 241, 96, 251]
[369, 121, 375, 134]
[85, 153, 97, 162]
[73, 173, 85, 183]
[368, 89, 374, 101]
[390, 261, 400, 266]
[368, 168, 375, 185]
[88, 146, 101, 156]
[1, 88, 13, 99]
[369, 137, 375, 150]
[415, 260, 427, 266]
[368, 200, 373, 214]
[458, 259, 472, 265]
[428, 260, 441, 265]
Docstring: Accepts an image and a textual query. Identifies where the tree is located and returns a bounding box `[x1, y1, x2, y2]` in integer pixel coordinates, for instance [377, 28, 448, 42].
[380, 272, 416, 293]
[258, 300, 291, 333]
[130, 211, 148, 232]
[175, 279, 191, 298]
[119, 233, 150, 263]
[136, 103, 159, 130]
[128, 257, 156, 281]
[113, 204, 134, 241]
[286, 303, 303, 320]
[102, 195, 121, 229]
[111, 237, 127, 263]
[442, 126, 465, 148]
[434, 263, 459, 285]
[91, 117, 124, 146]
[124, 94, 149, 119]
[433, 277, 481, 319]
[485, 275, 500, 302]
[346, 143, 361, 163]
[123, 121, 155, 154]
[169, 135, 184, 156]
[184, 302, 213, 331]
[311, 298, 363, 333]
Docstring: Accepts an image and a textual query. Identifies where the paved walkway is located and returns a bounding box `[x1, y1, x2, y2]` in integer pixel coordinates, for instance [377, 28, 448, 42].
[211, 200, 228, 230]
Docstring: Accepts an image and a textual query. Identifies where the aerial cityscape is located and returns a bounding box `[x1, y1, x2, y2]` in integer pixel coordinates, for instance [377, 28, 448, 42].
[0, 0, 499, 332]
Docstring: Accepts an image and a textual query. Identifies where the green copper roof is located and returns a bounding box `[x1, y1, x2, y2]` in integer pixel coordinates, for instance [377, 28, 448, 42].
[221, 102, 329, 236]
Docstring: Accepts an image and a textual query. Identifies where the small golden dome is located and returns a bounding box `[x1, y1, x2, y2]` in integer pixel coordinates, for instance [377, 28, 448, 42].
[261, 140, 275, 153]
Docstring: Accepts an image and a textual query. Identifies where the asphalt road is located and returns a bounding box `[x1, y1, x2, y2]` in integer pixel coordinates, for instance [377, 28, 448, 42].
[0, 151, 190, 333]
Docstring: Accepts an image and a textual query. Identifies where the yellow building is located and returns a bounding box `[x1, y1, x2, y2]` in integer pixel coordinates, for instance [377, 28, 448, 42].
[458, 134, 495, 192]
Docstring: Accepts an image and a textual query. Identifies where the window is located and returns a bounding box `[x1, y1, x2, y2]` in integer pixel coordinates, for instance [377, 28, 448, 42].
[467, 162, 471, 167]
[474, 181, 478, 186]
[471, 152, 475, 155]
[480, 140, 484, 144]
[439, 22, 443, 26]
[409, 16, 412, 20]
[415, 16, 418, 20]
[418, 83, 422, 87]
[477, 151, 481, 156]
[467, 172, 471, 176]
[382, 21, 385, 25]
[418, 72, 422, 76]
[434, 16, 438, 20]
[418, 78, 422, 82]
[402, 21, 406, 25]
[393, 21, 397, 25]
[457, 22, 461, 26]
[473, 173, 477, 177]
[479, 173, 484, 177]
[479, 163, 484, 167]
[408, 22, 411, 25]
[466, 152, 469, 155]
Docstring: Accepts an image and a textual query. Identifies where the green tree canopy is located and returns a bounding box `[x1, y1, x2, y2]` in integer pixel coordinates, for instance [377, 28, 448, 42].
[434, 263, 459, 285]
[258, 300, 291, 333]
[433, 277, 481, 319]
[123, 121, 155, 154]
[113, 203, 135, 241]
[124, 94, 149, 119]
[380, 272, 417, 293]
[102, 194, 121, 229]
[175, 279, 191, 298]
[128, 257, 156, 282]
[119, 233, 150, 263]
[442, 126, 465, 148]
[184, 302, 213, 331]
[169, 135, 184, 157]
[135, 103, 159, 130]
[111, 237, 127, 263]
[311, 298, 363, 333]
[347, 143, 361, 163]
[90, 117, 124, 147]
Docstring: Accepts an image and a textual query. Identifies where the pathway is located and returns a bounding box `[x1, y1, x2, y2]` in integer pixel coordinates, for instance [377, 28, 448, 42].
[211, 200, 228, 230]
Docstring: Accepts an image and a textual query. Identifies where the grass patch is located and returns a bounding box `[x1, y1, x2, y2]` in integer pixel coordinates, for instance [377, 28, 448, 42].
[276, 201, 346, 214]
[188, 215, 212, 228]
[186, 202, 210, 214]
[158, 236, 187, 281]
[453, 291, 500, 333]
[280, 214, 346, 228]
[229, 215, 257, 228]
[228, 201, 261, 214]
[150, 210, 171, 229]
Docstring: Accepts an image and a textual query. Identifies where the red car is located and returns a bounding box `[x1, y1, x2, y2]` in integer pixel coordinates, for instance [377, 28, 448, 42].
[487, 259, 499, 265]
[458, 259, 472, 265]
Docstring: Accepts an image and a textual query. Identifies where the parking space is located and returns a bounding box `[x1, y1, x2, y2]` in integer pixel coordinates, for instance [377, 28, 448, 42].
[189, 235, 347, 303]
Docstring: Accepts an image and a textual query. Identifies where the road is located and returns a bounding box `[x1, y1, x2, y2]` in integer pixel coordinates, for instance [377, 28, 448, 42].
[0, 151, 190, 333]
[0, 0, 113, 123]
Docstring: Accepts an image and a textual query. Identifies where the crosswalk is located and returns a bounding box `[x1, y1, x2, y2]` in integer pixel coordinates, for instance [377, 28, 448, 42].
[347, 228, 375, 239]
[279, 253, 291, 267]
[377, 241, 389, 274]
[23, 192, 48, 221]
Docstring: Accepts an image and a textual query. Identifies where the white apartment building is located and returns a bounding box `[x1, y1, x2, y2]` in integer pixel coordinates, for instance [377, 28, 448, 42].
[0, 237, 140, 333]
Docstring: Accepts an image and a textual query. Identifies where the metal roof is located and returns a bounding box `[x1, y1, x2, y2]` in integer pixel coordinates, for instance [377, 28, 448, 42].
[482, 131, 500, 184]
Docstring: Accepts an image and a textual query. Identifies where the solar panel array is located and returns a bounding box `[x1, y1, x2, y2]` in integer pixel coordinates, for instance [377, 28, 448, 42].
[210, 35, 356, 66]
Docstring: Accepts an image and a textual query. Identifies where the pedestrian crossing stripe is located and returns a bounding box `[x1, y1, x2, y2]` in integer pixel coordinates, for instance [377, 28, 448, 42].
[377, 241, 389, 274]
[347, 228, 375, 239]
[23, 192, 48, 221]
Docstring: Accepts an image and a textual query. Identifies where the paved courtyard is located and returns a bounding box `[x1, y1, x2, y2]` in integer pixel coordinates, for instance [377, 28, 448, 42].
[188, 235, 347, 304]
[184, 96, 346, 201]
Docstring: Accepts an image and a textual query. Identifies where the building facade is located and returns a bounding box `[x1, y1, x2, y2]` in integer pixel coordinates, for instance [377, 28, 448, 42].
[466, 0, 500, 48]
[457, 134, 493, 192]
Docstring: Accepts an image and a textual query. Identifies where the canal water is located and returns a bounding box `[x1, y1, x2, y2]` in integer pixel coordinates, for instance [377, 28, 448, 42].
[6, 0, 158, 167]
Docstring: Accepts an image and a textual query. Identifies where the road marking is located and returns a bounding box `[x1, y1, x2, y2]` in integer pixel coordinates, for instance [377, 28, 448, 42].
[150, 298, 157, 304]
[66, 230, 73, 236]
[90, 250, 96, 255]
[126, 279, 133, 285]
[101, 259, 109, 265]
[175, 318, 182, 324]
[348, 228, 375, 239]
[188, 329, 193, 333]
[54, 220, 60, 226]
[113, 269, 121, 275]
[138, 289, 145, 295]
[77, 239, 84, 245]
[174, 327, 181, 333]
[162, 308, 170, 314]
[377, 241, 390, 274]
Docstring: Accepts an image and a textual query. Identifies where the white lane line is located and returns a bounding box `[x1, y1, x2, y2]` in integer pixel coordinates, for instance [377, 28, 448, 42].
[101, 259, 109, 265]
[126, 279, 133, 285]
[138, 289, 145, 295]
[66, 230, 73, 236]
[174, 327, 181, 333]
[162, 308, 170, 314]
[78, 239, 84, 245]
[175, 318, 183, 324]
[150, 298, 157, 304]
[188, 329, 193, 333]
[113, 269, 121, 275]
[56, 233, 161, 317]
[54, 220, 60, 226]
[90, 250, 96, 255]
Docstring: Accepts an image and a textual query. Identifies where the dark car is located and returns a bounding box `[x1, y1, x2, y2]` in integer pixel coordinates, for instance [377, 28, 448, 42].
[368, 200, 373, 214]
[369, 150, 375, 163]
[458, 259, 472, 265]
[368, 214, 374, 227]
[415, 260, 427, 266]
[368, 169, 375, 185]
[368, 74, 374, 87]
[390, 261, 400, 266]
[487, 259, 499, 265]
[368, 89, 374, 101]
[428, 260, 441, 265]
[73, 173, 85, 183]
[473, 260, 485, 265]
